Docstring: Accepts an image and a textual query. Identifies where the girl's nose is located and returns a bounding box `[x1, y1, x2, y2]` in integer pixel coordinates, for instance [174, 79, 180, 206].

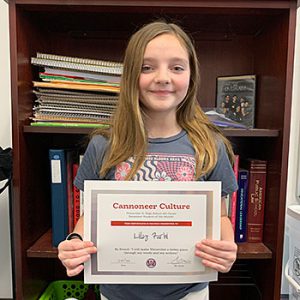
[154, 68, 170, 84]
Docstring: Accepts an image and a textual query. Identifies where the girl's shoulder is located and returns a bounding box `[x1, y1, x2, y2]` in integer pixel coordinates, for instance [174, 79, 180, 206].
[210, 132, 225, 152]
[89, 134, 109, 148]
[85, 134, 109, 159]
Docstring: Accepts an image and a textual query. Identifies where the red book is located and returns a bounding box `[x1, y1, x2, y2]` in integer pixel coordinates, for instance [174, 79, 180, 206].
[73, 163, 81, 228]
[66, 150, 75, 233]
[245, 159, 267, 242]
[230, 155, 240, 232]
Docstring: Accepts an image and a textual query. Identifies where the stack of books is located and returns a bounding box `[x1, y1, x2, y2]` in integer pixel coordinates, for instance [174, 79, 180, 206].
[225, 155, 267, 243]
[30, 52, 123, 126]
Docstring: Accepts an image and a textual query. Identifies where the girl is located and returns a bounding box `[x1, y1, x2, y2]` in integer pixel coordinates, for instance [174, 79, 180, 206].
[58, 21, 238, 300]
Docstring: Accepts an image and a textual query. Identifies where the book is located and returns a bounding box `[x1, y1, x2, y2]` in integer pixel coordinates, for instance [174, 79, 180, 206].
[32, 81, 120, 93]
[230, 155, 240, 232]
[36, 52, 123, 69]
[31, 54, 123, 75]
[31, 109, 112, 123]
[39, 73, 120, 87]
[43, 67, 121, 83]
[33, 89, 119, 103]
[72, 163, 81, 228]
[235, 169, 249, 243]
[244, 159, 267, 242]
[49, 149, 68, 247]
[79, 154, 84, 217]
[33, 87, 119, 99]
[66, 150, 76, 233]
[216, 75, 256, 128]
[30, 122, 110, 128]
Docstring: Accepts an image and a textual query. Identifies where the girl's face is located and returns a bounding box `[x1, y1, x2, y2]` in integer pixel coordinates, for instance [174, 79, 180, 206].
[138, 33, 190, 119]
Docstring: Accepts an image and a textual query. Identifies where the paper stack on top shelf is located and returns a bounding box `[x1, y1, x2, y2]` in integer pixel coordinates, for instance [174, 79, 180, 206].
[30, 52, 122, 127]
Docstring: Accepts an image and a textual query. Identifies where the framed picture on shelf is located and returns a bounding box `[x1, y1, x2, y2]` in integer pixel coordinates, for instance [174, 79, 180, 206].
[216, 75, 256, 128]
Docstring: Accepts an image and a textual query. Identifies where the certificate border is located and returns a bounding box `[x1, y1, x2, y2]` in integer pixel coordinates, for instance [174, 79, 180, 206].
[91, 190, 213, 276]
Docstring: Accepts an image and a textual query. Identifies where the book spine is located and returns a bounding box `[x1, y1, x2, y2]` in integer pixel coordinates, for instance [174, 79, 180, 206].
[235, 169, 249, 243]
[230, 155, 240, 232]
[32, 81, 120, 93]
[246, 160, 267, 242]
[72, 163, 81, 228]
[79, 154, 84, 217]
[66, 150, 74, 233]
[30, 122, 110, 128]
[49, 149, 68, 247]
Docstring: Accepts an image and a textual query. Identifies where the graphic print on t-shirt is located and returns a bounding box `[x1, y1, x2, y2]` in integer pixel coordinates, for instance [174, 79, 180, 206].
[114, 153, 196, 181]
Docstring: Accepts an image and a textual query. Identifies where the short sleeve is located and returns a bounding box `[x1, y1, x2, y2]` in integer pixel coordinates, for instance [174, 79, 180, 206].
[204, 140, 238, 197]
[74, 135, 108, 191]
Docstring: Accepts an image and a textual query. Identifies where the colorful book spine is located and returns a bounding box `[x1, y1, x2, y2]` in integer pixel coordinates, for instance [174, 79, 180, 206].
[79, 154, 84, 217]
[32, 81, 120, 93]
[30, 122, 110, 128]
[49, 149, 68, 247]
[246, 159, 267, 242]
[235, 168, 249, 243]
[73, 163, 81, 228]
[66, 150, 75, 233]
[230, 154, 240, 232]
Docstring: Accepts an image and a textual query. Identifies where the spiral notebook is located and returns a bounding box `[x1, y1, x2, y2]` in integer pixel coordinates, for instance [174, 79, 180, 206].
[32, 52, 123, 75]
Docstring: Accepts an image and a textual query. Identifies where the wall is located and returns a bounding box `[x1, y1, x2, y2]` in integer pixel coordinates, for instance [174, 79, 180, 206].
[281, 0, 300, 295]
[0, 0, 13, 298]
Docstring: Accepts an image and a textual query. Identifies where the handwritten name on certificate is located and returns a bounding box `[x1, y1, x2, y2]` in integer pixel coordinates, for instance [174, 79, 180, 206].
[84, 181, 221, 284]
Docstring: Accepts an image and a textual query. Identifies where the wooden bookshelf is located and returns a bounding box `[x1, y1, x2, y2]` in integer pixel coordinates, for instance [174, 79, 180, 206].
[23, 125, 280, 137]
[26, 230, 273, 260]
[237, 243, 272, 260]
[9, 1, 296, 299]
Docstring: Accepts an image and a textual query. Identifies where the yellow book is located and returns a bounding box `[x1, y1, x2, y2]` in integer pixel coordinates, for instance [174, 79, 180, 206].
[33, 81, 120, 93]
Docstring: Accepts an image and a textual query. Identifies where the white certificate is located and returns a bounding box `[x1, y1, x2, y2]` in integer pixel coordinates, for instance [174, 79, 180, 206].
[84, 181, 221, 284]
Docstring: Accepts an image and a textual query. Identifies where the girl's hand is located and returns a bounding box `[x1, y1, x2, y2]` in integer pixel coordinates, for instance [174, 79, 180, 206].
[58, 239, 97, 277]
[195, 239, 237, 273]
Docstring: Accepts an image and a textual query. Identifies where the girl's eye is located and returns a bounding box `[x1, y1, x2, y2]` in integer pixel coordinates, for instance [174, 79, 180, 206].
[141, 65, 153, 73]
[173, 65, 185, 72]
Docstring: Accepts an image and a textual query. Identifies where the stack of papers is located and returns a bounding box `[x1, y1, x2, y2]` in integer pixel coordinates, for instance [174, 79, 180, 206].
[205, 109, 248, 129]
[31, 88, 118, 124]
[30, 53, 122, 126]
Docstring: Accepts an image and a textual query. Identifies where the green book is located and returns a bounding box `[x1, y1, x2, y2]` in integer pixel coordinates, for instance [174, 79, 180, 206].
[31, 122, 110, 128]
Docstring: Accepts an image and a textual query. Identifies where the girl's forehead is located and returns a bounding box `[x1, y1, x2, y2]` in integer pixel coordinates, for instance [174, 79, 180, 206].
[144, 33, 188, 56]
[147, 33, 183, 46]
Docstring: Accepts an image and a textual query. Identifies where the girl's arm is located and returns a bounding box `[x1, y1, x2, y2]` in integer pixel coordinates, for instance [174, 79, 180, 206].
[194, 197, 237, 273]
[57, 214, 97, 277]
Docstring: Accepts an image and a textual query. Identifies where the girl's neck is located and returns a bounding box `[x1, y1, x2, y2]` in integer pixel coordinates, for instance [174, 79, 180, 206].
[144, 114, 182, 138]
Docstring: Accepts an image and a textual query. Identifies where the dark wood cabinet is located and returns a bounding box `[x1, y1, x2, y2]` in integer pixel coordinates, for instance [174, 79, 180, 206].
[9, 1, 297, 299]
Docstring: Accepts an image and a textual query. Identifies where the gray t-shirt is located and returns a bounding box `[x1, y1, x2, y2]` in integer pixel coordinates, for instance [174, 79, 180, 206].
[75, 130, 238, 300]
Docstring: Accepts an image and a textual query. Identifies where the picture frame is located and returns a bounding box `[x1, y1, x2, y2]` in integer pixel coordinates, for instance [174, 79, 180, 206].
[216, 75, 256, 128]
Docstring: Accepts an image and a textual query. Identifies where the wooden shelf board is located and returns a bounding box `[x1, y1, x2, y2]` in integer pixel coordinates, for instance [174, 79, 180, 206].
[23, 125, 93, 135]
[237, 242, 272, 259]
[223, 128, 279, 137]
[27, 229, 58, 258]
[23, 125, 279, 137]
[27, 230, 272, 259]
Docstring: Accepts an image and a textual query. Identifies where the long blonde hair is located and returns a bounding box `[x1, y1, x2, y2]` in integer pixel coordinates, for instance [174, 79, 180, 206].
[95, 21, 234, 179]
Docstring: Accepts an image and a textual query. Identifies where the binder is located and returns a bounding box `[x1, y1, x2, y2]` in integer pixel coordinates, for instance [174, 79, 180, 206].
[49, 149, 68, 246]
[235, 169, 249, 242]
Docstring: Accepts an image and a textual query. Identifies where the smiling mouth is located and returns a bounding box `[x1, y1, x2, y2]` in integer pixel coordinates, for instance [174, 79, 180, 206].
[151, 90, 173, 96]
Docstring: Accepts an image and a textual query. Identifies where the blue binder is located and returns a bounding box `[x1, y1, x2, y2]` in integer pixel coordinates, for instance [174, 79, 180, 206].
[49, 149, 68, 247]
